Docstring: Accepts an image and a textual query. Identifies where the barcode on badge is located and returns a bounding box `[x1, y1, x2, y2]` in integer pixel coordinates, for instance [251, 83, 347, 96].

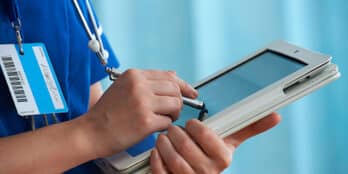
[0, 44, 39, 116]
[1, 56, 28, 103]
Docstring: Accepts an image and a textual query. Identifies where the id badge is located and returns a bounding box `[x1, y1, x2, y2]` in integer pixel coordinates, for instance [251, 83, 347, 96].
[0, 43, 68, 116]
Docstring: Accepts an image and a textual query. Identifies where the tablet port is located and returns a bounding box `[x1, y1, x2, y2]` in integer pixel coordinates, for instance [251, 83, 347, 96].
[283, 76, 311, 94]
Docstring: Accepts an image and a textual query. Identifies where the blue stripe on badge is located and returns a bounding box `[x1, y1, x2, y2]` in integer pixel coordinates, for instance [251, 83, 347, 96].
[18, 43, 67, 114]
[36, 43, 68, 113]
[126, 134, 156, 157]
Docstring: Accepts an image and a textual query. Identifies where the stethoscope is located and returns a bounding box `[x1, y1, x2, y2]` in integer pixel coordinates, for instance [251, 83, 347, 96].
[72, 0, 209, 120]
[72, 0, 120, 81]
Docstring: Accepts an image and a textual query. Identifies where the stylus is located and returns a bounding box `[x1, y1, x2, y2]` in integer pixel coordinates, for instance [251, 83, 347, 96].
[106, 67, 206, 110]
[182, 97, 205, 110]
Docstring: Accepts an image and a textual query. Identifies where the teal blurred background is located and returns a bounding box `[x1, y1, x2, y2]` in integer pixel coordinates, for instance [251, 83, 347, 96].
[92, 0, 348, 173]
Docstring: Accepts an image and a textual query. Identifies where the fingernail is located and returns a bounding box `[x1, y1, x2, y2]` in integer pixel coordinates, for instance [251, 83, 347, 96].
[230, 145, 236, 154]
[168, 125, 176, 131]
[190, 87, 198, 98]
[193, 90, 199, 98]
[152, 149, 158, 157]
[167, 70, 176, 75]
[186, 119, 200, 133]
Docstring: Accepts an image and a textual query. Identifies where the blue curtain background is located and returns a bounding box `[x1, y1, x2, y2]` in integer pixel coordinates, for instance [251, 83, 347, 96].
[92, 0, 348, 173]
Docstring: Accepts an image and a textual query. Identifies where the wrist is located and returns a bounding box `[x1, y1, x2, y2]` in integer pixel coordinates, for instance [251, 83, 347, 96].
[69, 113, 101, 160]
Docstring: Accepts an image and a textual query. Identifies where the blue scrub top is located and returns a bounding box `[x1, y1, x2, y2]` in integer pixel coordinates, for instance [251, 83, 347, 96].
[0, 0, 119, 173]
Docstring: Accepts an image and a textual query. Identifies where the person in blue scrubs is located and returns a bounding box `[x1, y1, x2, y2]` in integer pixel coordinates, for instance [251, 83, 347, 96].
[0, 1, 281, 174]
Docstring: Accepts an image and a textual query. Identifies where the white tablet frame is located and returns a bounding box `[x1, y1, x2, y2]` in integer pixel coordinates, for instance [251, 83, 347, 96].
[100, 41, 340, 174]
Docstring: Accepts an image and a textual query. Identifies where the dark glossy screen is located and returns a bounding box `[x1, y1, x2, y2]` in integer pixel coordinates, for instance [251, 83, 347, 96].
[176, 51, 306, 126]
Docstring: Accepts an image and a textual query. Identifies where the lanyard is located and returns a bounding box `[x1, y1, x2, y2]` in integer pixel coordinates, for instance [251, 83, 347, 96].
[5, 0, 24, 55]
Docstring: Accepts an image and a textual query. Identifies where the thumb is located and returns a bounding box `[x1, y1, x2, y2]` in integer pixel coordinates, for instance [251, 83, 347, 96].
[223, 113, 281, 148]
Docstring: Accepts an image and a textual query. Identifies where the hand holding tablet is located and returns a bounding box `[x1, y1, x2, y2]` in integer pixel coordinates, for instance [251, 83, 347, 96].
[150, 113, 281, 174]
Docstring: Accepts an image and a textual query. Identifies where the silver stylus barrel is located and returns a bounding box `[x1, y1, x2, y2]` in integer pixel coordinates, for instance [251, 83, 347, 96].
[182, 97, 205, 110]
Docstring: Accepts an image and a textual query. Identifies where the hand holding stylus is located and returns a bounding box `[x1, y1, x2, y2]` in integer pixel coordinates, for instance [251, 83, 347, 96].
[107, 67, 205, 110]
[86, 69, 199, 157]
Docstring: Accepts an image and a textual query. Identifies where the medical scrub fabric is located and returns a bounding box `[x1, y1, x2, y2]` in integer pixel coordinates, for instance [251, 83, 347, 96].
[0, 0, 119, 173]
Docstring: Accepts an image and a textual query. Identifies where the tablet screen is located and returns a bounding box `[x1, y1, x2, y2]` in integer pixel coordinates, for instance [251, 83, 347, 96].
[176, 50, 306, 126]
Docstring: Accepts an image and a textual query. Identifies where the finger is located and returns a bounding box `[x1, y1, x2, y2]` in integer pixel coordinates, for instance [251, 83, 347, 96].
[185, 120, 232, 170]
[143, 70, 198, 98]
[151, 148, 169, 174]
[150, 81, 181, 97]
[166, 125, 212, 173]
[157, 134, 195, 174]
[153, 96, 182, 121]
[148, 113, 173, 133]
[224, 113, 281, 148]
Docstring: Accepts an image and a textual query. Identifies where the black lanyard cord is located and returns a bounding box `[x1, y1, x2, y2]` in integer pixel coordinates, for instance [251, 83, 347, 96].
[5, 0, 24, 54]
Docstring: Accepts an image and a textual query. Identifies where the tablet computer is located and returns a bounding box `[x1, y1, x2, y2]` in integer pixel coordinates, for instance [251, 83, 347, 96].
[96, 41, 340, 174]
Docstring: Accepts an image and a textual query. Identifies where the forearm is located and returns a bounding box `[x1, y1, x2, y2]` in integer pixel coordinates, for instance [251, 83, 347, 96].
[89, 82, 103, 109]
[0, 115, 97, 174]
